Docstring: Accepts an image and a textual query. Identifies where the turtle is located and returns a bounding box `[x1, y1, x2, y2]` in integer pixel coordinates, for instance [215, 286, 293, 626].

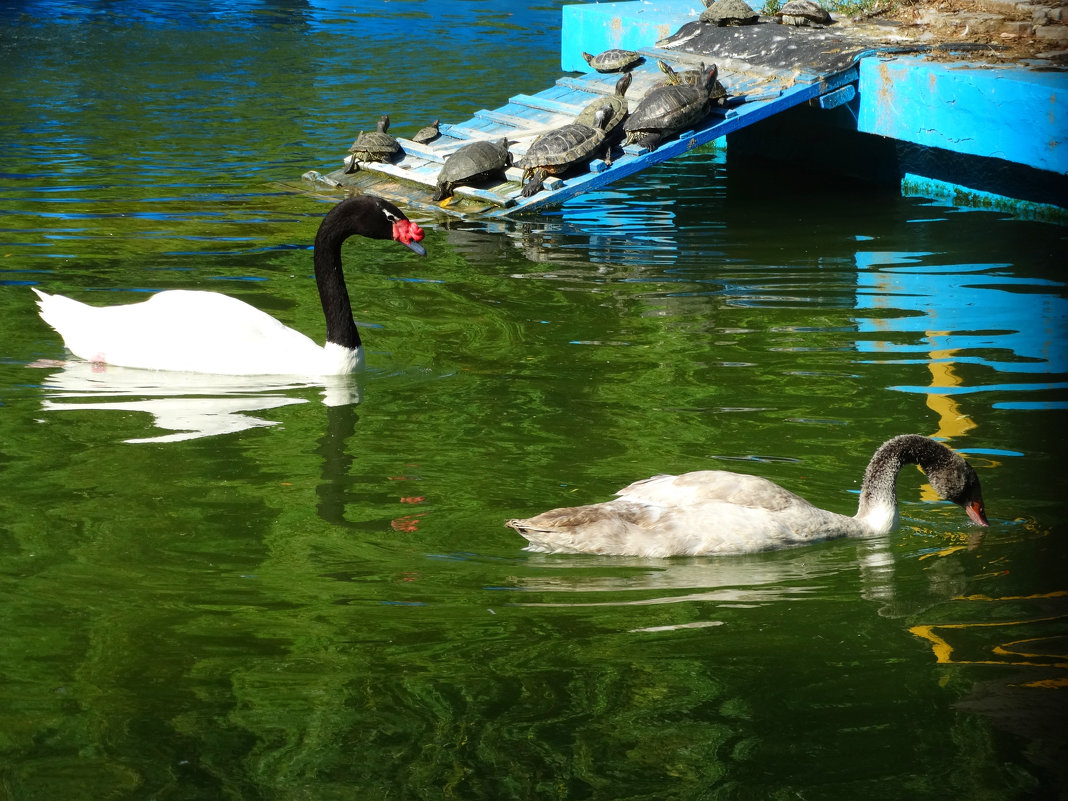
[411, 119, 441, 144]
[516, 106, 612, 198]
[774, 0, 832, 25]
[573, 71, 632, 165]
[699, 0, 759, 25]
[622, 64, 724, 151]
[346, 115, 401, 173]
[581, 48, 644, 73]
[432, 138, 512, 202]
[656, 59, 707, 87]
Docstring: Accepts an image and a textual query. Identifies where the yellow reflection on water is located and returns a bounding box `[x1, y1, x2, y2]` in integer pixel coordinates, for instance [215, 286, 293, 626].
[909, 591, 1068, 685]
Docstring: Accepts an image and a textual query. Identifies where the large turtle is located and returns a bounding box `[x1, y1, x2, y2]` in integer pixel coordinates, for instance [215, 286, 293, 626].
[346, 115, 401, 173]
[582, 49, 644, 73]
[412, 119, 440, 144]
[432, 138, 512, 202]
[517, 106, 612, 198]
[774, 0, 832, 25]
[573, 72, 632, 165]
[622, 64, 724, 151]
[700, 0, 759, 25]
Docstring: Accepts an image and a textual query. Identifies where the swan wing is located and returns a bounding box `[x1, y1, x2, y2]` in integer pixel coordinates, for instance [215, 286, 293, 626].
[616, 470, 804, 513]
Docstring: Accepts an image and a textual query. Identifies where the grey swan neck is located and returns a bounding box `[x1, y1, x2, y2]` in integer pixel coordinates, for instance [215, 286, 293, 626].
[855, 434, 949, 533]
[313, 214, 361, 351]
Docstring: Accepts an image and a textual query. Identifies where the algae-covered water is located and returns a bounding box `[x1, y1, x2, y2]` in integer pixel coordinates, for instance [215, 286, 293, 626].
[1, 2, 1065, 799]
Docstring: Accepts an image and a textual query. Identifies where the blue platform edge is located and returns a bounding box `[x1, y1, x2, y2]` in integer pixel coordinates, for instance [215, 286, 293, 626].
[561, 0, 1067, 218]
[856, 56, 1067, 176]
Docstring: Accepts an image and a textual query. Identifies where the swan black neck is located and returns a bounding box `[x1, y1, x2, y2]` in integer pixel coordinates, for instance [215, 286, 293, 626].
[311, 196, 424, 350]
[313, 223, 361, 349]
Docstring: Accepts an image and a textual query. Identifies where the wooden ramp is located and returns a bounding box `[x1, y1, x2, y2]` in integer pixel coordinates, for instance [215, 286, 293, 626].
[300, 38, 866, 218]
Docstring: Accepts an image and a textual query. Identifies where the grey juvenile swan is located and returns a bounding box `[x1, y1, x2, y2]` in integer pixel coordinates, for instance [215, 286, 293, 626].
[506, 435, 989, 557]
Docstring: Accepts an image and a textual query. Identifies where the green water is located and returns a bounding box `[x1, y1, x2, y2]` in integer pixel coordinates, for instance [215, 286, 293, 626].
[1, 2, 1066, 799]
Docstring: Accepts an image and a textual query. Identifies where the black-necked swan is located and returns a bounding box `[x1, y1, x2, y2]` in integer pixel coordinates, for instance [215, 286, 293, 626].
[506, 435, 989, 557]
[31, 195, 426, 376]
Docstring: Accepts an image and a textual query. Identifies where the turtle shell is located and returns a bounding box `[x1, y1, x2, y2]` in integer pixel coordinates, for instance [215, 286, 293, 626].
[518, 108, 611, 171]
[623, 66, 725, 148]
[412, 119, 440, 144]
[574, 72, 632, 137]
[433, 138, 512, 200]
[775, 0, 831, 25]
[624, 85, 706, 138]
[699, 0, 758, 25]
[582, 48, 644, 73]
[348, 115, 401, 161]
[517, 108, 613, 197]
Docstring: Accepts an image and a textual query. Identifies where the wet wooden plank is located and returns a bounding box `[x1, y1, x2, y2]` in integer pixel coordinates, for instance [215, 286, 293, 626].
[509, 93, 586, 116]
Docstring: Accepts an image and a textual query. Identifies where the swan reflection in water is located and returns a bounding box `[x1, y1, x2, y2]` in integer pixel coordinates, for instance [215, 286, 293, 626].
[32, 359, 360, 444]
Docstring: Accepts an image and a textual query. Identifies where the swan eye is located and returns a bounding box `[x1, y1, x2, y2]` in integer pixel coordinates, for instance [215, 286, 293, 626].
[383, 210, 400, 224]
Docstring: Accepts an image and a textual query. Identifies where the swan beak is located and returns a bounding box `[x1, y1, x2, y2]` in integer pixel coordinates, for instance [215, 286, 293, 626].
[965, 499, 989, 527]
[402, 239, 427, 257]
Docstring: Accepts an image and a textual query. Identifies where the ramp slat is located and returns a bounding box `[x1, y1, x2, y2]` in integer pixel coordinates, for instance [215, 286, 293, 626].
[509, 93, 586, 116]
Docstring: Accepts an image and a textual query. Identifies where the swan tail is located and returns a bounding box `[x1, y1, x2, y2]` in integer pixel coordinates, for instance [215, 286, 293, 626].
[506, 501, 654, 554]
[31, 288, 92, 343]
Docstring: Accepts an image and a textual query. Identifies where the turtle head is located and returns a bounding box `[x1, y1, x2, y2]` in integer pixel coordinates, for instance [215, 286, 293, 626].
[703, 64, 719, 88]
[496, 138, 514, 167]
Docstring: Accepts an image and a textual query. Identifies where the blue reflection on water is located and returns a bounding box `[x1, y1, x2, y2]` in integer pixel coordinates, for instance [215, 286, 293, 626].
[854, 251, 1068, 402]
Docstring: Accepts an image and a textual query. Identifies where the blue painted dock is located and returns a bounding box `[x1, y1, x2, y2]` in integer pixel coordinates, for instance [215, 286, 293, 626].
[300, 0, 1067, 219]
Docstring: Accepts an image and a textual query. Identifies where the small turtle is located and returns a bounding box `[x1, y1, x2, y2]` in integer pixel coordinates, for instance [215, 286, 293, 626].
[656, 59, 707, 87]
[432, 138, 512, 202]
[623, 64, 724, 151]
[517, 106, 612, 198]
[573, 71, 632, 165]
[581, 48, 644, 73]
[774, 0, 832, 25]
[346, 115, 401, 173]
[699, 0, 759, 26]
[412, 119, 441, 144]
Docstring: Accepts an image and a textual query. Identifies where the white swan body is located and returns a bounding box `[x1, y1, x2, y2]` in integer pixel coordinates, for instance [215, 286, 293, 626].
[32, 289, 361, 376]
[32, 196, 426, 377]
[507, 435, 989, 557]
